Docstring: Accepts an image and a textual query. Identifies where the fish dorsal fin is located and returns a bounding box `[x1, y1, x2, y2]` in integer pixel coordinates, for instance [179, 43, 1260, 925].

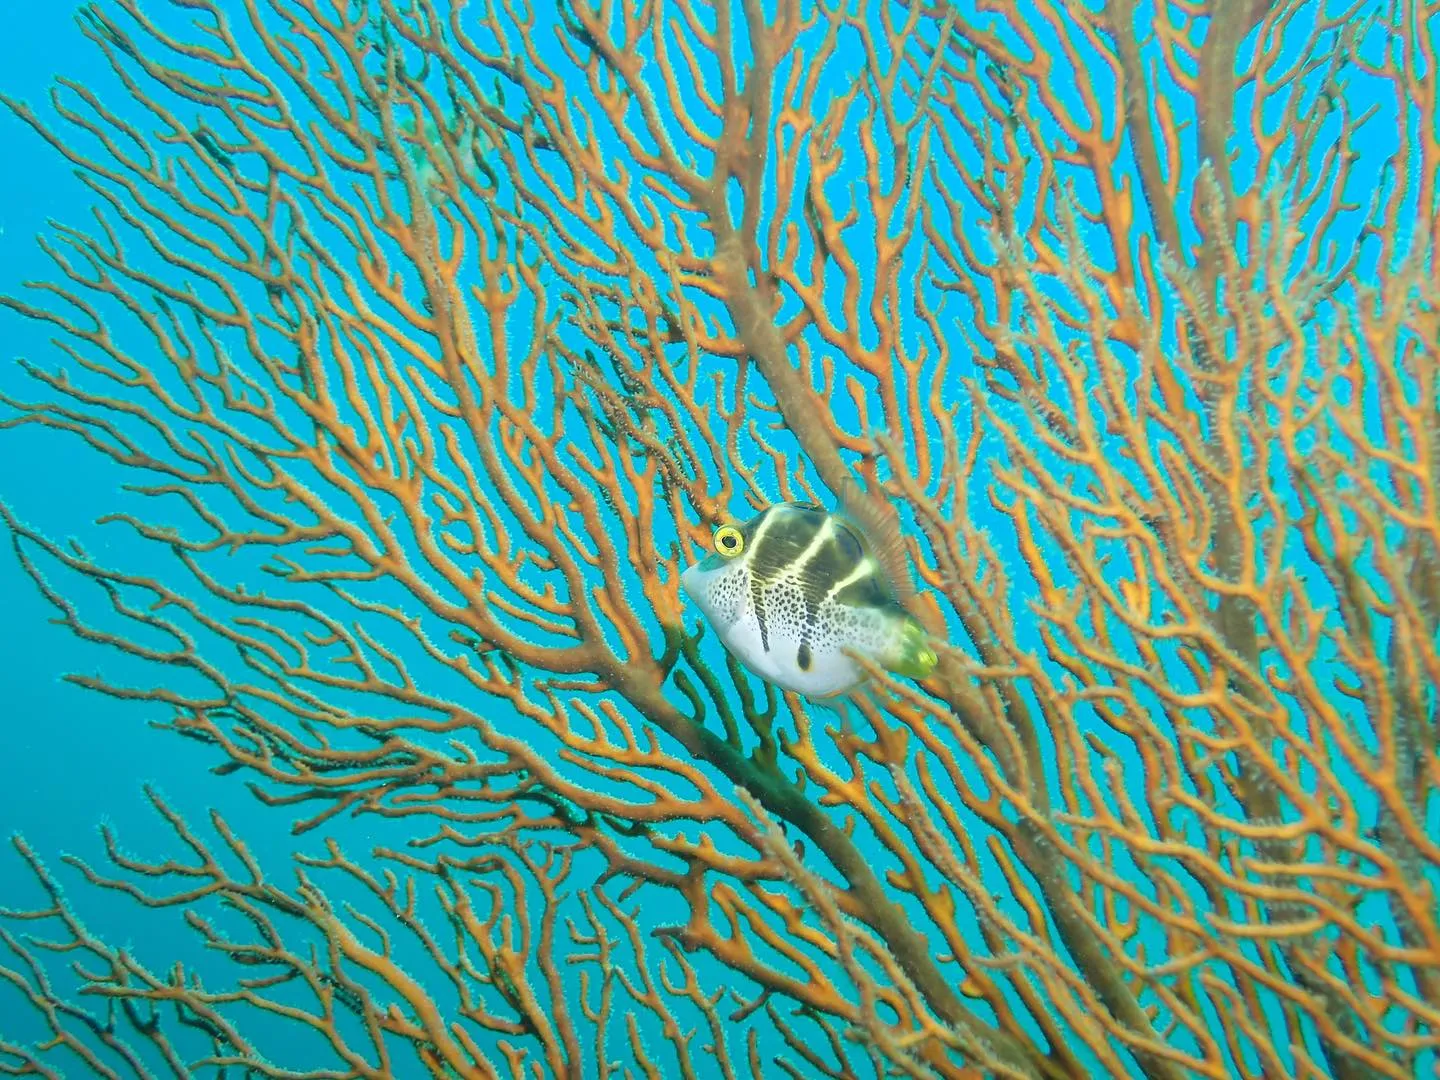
[836, 478, 916, 602]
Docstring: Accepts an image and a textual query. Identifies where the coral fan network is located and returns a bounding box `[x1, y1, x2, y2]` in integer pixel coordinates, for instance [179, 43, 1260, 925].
[0, 0, 1435, 1077]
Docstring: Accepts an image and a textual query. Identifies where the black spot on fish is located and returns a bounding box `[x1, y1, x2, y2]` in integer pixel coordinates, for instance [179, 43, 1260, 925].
[797, 642, 812, 671]
[750, 569, 770, 652]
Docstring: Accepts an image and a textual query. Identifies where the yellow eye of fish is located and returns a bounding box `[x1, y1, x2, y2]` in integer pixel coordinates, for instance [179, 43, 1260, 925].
[713, 524, 744, 557]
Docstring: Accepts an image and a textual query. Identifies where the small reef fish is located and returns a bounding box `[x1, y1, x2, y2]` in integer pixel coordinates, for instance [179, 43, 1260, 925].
[681, 502, 938, 698]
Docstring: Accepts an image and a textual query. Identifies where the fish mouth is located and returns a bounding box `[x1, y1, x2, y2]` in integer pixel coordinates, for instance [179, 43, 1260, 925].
[679, 563, 724, 624]
[678, 563, 702, 600]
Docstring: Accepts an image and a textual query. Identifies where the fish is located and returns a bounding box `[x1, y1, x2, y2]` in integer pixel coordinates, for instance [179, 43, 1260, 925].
[680, 502, 938, 698]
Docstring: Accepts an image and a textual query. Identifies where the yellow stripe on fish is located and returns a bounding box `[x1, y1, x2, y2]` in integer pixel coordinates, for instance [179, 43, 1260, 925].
[680, 503, 937, 698]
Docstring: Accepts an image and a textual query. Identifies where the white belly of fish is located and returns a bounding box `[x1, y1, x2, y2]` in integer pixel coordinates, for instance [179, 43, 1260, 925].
[721, 583, 900, 698]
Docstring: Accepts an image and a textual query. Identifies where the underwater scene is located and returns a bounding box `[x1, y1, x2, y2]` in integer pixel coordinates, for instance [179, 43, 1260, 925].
[0, 0, 1435, 1077]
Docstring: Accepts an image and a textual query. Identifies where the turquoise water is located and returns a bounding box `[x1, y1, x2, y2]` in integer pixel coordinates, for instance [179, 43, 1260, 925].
[1, 0, 1435, 1077]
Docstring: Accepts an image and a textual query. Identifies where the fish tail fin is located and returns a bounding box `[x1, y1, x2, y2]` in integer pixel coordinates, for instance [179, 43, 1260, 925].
[886, 613, 939, 680]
